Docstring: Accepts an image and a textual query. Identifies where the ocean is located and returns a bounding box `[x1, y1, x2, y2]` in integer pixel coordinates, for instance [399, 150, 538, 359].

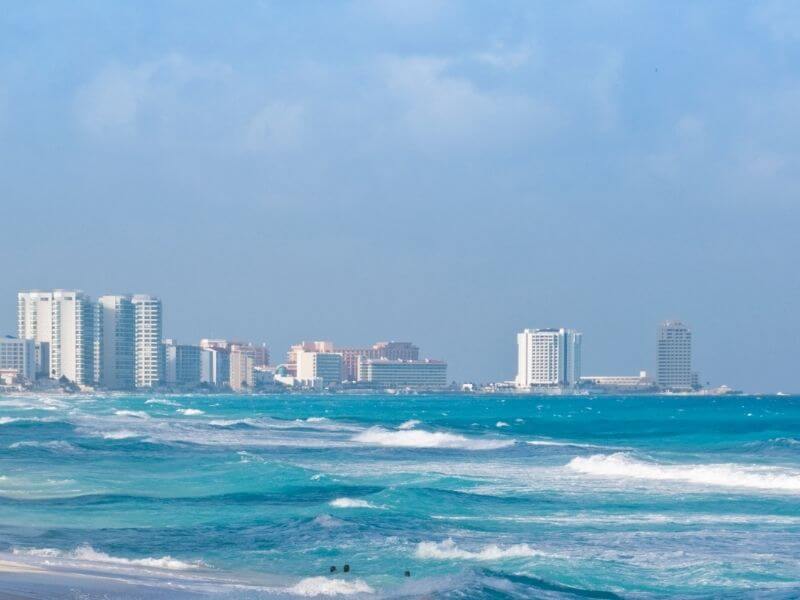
[0, 392, 798, 598]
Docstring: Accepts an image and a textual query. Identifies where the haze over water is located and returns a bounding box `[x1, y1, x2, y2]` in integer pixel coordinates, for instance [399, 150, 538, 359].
[0, 392, 799, 598]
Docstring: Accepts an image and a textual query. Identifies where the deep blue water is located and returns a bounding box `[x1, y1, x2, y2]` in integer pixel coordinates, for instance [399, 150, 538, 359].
[0, 393, 799, 598]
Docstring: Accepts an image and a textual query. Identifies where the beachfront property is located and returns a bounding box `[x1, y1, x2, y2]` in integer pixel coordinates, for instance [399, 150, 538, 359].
[132, 295, 164, 389]
[656, 320, 695, 391]
[515, 328, 582, 390]
[356, 357, 448, 388]
[296, 350, 344, 387]
[0, 336, 36, 383]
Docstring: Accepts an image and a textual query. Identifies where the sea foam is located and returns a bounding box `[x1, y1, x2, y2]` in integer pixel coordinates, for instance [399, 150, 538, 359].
[114, 410, 150, 419]
[416, 538, 545, 561]
[352, 427, 513, 450]
[397, 419, 420, 430]
[12, 545, 206, 571]
[567, 452, 800, 491]
[288, 576, 374, 596]
[329, 497, 380, 509]
[177, 408, 205, 416]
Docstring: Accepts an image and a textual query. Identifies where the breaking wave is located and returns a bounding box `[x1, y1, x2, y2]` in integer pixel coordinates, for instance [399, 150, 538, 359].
[9, 440, 77, 452]
[329, 497, 381, 509]
[145, 398, 181, 407]
[352, 427, 513, 450]
[177, 408, 205, 416]
[12, 545, 206, 571]
[567, 452, 800, 492]
[416, 538, 545, 561]
[397, 419, 420, 430]
[101, 430, 140, 440]
[288, 576, 374, 596]
[114, 410, 150, 419]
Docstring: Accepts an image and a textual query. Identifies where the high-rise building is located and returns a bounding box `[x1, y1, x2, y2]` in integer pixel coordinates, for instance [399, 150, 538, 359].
[516, 328, 582, 388]
[656, 320, 693, 391]
[357, 358, 447, 388]
[164, 339, 201, 387]
[97, 295, 135, 390]
[0, 336, 36, 382]
[49, 290, 96, 386]
[200, 347, 230, 387]
[296, 351, 343, 386]
[229, 345, 255, 391]
[132, 295, 163, 388]
[17, 290, 55, 378]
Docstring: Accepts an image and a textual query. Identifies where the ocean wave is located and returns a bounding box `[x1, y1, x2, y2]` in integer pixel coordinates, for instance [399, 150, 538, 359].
[101, 430, 140, 440]
[288, 576, 374, 596]
[567, 452, 800, 491]
[9, 440, 77, 452]
[313, 514, 344, 528]
[352, 427, 514, 450]
[12, 544, 206, 571]
[398, 419, 420, 430]
[0, 417, 20, 425]
[527, 439, 610, 449]
[328, 497, 381, 509]
[416, 538, 545, 561]
[114, 410, 150, 419]
[304, 417, 328, 423]
[177, 408, 205, 416]
[496, 421, 510, 428]
[145, 398, 181, 407]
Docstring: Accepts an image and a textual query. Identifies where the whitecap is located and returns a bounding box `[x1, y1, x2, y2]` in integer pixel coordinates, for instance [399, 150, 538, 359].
[352, 427, 513, 450]
[415, 538, 545, 561]
[177, 408, 205, 416]
[496, 421, 510, 428]
[398, 419, 420, 430]
[567, 452, 800, 492]
[305, 417, 328, 423]
[12, 545, 206, 571]
[114, 410, 150, 419]
[288, 576, 374, 596]
[329, 497, 380, 509]
[0, 417, 20, 425]
[101, 430, 139, 440]
[9, 440, 76, 451]
[145, 398, 180, 407]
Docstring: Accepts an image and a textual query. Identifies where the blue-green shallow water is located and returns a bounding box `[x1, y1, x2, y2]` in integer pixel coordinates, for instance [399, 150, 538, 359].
[0, 393, 799, 598]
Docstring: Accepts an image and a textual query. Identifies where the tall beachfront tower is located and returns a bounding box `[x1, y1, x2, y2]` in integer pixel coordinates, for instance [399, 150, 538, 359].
[516, 328, 582, 388]
[98, 295, 136, 390]
[656, 320, 693, 391]
[17, 290, 54, 378]
[132, 295, 163, 388]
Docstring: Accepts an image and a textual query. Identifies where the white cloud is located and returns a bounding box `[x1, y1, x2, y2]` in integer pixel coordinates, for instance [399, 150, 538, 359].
[382, 55, 555, 148]
[75, 54, 232, 139]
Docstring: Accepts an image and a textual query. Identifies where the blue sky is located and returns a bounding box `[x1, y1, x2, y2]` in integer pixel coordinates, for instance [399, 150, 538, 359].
[1, 1, 799, 390]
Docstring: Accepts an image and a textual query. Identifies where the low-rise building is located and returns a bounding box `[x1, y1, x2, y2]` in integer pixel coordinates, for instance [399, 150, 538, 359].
[164, 340, 202, 387]
[0, 336, 36, 382]
[357, 358, 447, 388]
[296, 351, 343, 386]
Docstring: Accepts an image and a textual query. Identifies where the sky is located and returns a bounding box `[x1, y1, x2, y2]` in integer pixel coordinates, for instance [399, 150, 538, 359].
[1, 1, 799, 391]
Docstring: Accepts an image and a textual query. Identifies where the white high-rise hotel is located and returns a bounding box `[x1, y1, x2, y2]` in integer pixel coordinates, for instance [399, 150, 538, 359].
[132, 295, 163, 388]
[516, 328, 582, 388]
[17, 290, 163, 389]
[18, 290, 95, 385]
[656, 320, 693, 390]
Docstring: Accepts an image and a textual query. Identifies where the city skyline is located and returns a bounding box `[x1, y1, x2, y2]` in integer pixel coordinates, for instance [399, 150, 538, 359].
[2, 2, 799, 392]
[8, 286, 716, 393]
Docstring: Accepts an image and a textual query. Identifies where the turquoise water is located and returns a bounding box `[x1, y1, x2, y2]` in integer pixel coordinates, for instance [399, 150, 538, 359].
[1, 393, 799, 598]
